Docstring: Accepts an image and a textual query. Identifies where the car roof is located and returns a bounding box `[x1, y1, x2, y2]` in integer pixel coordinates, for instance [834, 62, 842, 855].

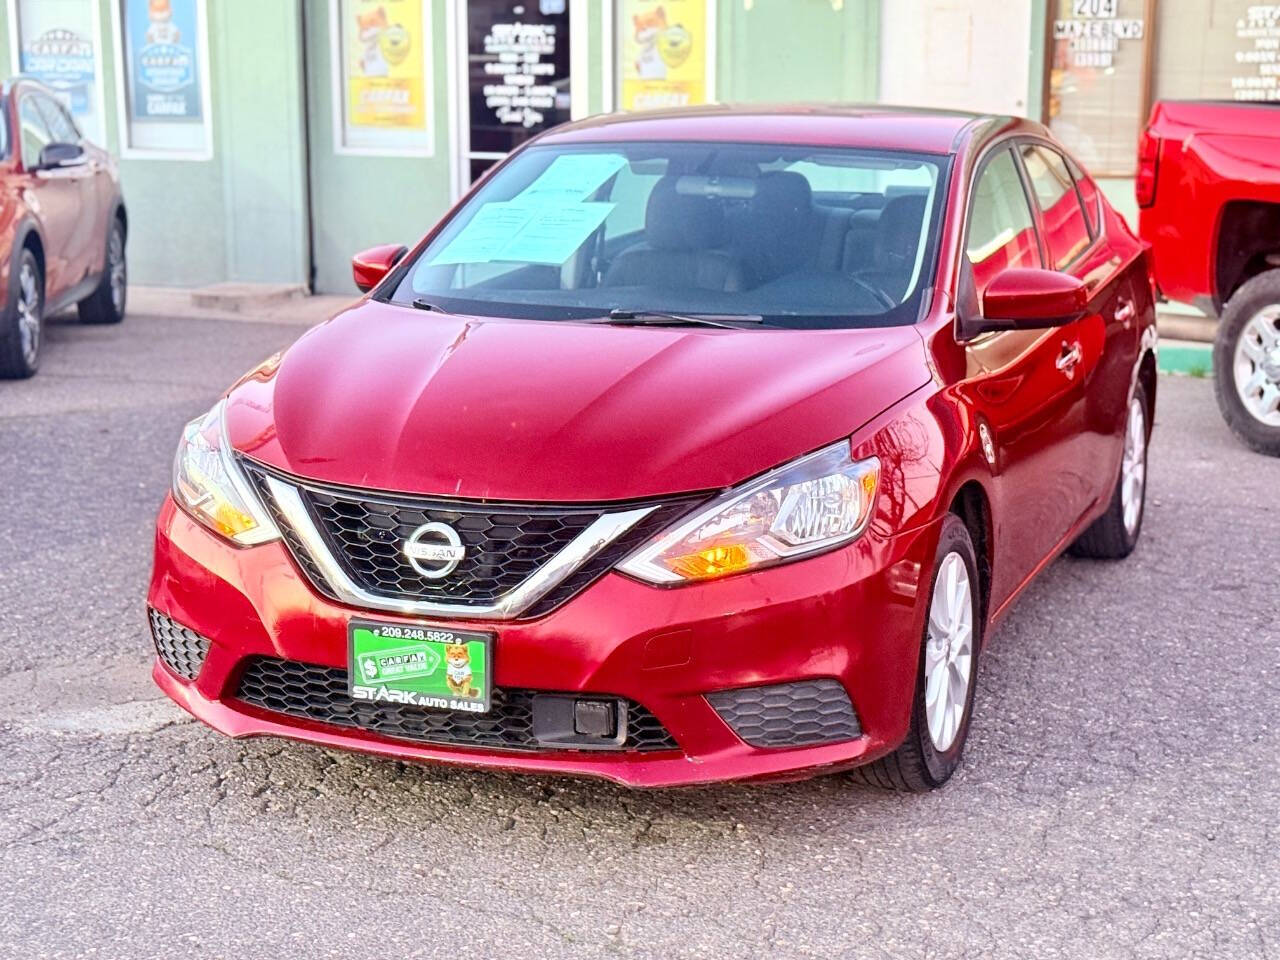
[538, 103, 1031, 155]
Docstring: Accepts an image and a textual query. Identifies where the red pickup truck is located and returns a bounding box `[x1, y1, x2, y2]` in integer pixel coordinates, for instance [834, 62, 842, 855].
[1138, 100, 1280, 455]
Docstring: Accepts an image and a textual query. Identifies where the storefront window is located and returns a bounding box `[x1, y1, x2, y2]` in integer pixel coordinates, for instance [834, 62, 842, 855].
[9, 0, 106, 146]
[1154, 0, 1280, 101]
[614, 0, 716, 111]
[332, 0, 434, 155]
[115, 0, 212, 158]
[1047, 0, 1151, 176]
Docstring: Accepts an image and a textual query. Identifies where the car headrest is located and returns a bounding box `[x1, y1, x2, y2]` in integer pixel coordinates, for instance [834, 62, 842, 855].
[739, 171, 814, 278]
[874, 194, 928, 271]
[645, 177, 725, 250]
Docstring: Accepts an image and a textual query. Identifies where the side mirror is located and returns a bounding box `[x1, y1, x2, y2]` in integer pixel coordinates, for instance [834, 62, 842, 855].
[962, 267, 1088, 337]
[37, 142, 85, 170]
[352, 244, 408, 293]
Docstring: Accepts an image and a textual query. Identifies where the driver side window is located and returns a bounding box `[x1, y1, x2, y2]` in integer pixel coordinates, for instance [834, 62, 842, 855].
[966, 147, 1042, 293]
[18, 97, 51, 172]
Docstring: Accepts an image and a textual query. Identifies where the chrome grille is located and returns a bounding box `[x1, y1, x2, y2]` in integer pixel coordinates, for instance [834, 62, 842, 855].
[242, 460, 701, 618]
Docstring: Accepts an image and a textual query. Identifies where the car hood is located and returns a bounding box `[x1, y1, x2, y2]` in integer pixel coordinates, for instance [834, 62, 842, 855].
[226, 300, 929, 502]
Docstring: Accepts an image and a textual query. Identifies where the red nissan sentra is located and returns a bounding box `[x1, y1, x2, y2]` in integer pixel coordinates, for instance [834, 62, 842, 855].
[149, 106, 1157, 790]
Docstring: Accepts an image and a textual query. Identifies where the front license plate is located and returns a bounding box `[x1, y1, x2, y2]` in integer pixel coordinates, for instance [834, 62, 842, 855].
[348, 619, 492, 714]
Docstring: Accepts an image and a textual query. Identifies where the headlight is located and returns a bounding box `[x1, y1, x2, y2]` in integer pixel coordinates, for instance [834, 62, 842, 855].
[172, 400, 279, 546]
[618, 441, 879, 584]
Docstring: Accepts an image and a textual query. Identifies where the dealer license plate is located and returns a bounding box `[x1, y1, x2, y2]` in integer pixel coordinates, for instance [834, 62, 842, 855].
[348, 619, 492, 714]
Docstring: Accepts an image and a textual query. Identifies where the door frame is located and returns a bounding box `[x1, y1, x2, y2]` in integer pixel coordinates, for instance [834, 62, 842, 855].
[446, 0, 591, 201]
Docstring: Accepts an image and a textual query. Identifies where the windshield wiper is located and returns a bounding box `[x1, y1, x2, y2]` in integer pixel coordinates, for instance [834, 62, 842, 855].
[588, 308, 765, 329]
[411, 298, 445, 312]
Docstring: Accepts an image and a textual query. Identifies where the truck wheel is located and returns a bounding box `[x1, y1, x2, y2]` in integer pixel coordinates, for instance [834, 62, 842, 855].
[0, 249, 44, 380]
[1214, 270, 1280, 456]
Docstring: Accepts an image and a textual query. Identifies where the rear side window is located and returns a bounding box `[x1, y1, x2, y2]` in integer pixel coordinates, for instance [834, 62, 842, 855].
[1020, 143, 1091, 269]
[966, 147, 1041, 293]
[1065, 154, 1101, 238]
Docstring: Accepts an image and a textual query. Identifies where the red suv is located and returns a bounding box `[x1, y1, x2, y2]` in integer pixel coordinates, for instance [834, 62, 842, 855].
[0, 78, 128, 379]
[149, 107, 1156, 790]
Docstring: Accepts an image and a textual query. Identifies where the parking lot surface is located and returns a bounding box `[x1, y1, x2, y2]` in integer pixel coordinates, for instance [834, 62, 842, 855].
[1, 310, 1277, 960]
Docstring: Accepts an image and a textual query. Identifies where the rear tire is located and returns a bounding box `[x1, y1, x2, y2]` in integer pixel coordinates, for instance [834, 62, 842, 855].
[1213, 269, 1280, 456]
[78, 218, 126, 325]
[1069, 382, 1149, 559]
[852, 513, 981, 792]
[0, 249, 44, 380]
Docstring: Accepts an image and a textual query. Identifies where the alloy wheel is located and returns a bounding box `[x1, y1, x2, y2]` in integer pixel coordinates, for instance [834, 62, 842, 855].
[16, 261, 40, 368]
[1232, 305, 1280, 427]
[108, 227, 126, 315]
[924, 551, 974, 753]
[1120, 396, 1147, 536]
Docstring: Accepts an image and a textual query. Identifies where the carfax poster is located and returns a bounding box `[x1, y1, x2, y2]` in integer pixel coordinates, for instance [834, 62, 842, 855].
[16, 0, 99, 138]
[124, 0, 203, 123]
[343, 0, 428, 130]
[618, 0, 710, 111]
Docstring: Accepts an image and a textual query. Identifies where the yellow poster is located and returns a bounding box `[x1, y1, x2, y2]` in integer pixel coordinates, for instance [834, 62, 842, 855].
[618, 0, 710, 111]
[345, 0, 426, 130]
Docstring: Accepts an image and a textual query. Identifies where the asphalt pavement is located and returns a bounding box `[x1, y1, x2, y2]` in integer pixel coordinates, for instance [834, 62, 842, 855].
[1, 308, 1277, 960]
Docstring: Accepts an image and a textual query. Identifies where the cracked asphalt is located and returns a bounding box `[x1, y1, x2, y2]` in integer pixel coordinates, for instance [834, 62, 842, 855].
[1, 310, 1277, 960]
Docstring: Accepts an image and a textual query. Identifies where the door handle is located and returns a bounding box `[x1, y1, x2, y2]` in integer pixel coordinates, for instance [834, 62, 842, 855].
[1115, 299, 1136, 326]
[1056, 340, 1083, 377]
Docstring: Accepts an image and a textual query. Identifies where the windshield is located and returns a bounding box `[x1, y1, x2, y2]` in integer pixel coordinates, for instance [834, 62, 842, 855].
[389, 141, 948, 329]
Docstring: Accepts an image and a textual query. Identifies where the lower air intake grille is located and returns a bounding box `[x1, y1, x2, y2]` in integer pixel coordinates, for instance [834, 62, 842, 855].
[234, 656, 679, 753]
[149, 609, 211, 681]
[707, 679, 861, 748]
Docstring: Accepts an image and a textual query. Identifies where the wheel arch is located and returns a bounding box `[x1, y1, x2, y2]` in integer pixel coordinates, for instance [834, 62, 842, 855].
[947, 479, 993, 638]
[1215, 200, 1280, 310]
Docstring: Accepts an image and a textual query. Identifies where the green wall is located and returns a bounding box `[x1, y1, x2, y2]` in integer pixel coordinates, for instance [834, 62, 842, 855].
[303, 0, 456, 294]
[7, 0, 1070, 295]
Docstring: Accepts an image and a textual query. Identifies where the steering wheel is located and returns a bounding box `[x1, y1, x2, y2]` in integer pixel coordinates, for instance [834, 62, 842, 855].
[849, 273, 897, 310]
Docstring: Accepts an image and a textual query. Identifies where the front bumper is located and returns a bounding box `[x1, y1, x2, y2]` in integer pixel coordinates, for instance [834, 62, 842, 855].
[148, 495, 939, 788]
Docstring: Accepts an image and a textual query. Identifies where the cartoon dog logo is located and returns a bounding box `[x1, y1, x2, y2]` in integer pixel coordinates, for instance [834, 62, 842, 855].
[443, 643, 479, 698]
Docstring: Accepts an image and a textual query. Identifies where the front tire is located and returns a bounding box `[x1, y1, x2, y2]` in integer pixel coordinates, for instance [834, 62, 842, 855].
[1213, 270, 1280, 456]
[0, 249, 44, 380]
[78, 218, 126, 325]
[853, 513, 982, 792]
[1069, 382, 1149, 559]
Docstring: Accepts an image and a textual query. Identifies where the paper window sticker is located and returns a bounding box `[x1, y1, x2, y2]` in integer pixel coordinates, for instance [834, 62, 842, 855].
[427, 203, 539, 265]
[496, 203, 617, 265]
[517, 154, 628, 202]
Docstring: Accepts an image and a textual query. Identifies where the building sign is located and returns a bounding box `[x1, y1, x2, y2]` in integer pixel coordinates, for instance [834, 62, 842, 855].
[466, 0, 572, 182]
[1053, 0, 1144, 69]
[12, 0, 103, 144]
[117, 0, 211, 155]
[1232, 4, 1280, 100]
[1048, 0, 1148, 175]
[617, 0, 712, 111]
[336, 0, 432, 152]
[123, 0, 203, 122]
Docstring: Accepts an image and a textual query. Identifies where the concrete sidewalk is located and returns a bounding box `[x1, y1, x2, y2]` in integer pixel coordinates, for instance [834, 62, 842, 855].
[127, 283, 359, 327]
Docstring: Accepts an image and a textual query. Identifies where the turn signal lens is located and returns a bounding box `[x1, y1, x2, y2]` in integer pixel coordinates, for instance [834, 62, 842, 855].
[665, 544, 754, 579]
[172, 401, 280, 546]
[618, 441, 880, 584]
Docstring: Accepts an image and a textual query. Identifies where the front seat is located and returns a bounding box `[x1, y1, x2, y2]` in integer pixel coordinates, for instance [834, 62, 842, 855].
[854, 193, 928, 304]
[604, 178, 745, 292]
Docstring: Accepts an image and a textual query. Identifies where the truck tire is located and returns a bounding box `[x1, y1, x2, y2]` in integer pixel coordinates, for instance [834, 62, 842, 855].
[1214, 269, 1280, 456]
